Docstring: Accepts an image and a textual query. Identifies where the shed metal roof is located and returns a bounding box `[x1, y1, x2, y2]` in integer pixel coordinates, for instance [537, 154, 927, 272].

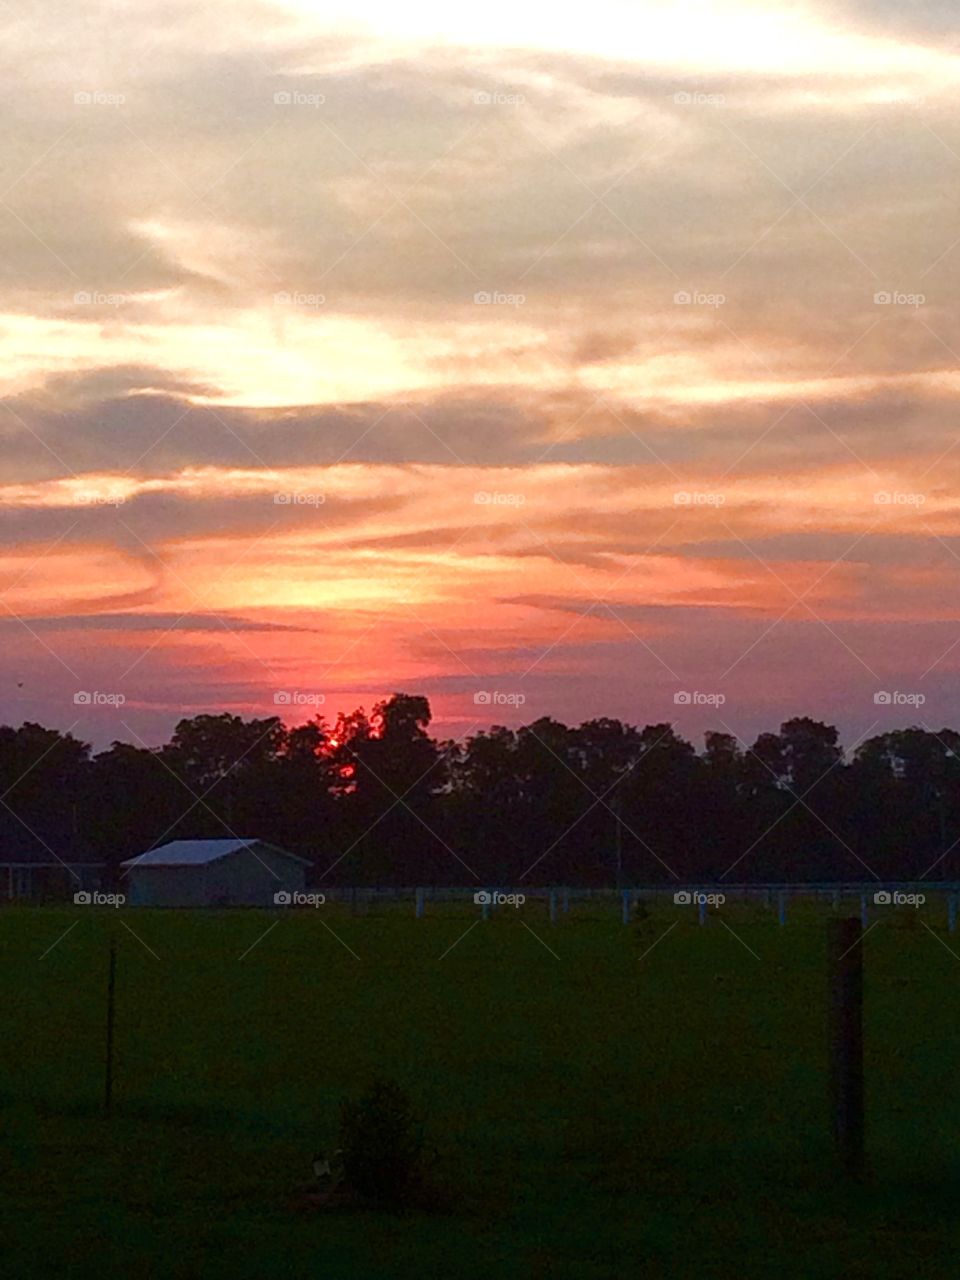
[121, 838, 310, 869]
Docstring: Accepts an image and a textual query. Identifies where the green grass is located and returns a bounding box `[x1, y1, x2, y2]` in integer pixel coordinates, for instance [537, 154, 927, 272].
[1, 899, 958, 1278]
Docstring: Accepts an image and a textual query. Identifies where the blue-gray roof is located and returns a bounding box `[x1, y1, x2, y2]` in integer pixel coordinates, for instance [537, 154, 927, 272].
[121, 839, 310, 868]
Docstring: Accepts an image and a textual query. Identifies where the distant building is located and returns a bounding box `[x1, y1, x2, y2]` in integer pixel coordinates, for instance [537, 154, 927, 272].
[0, 824, 103, 906]
[121, 838, 310, 907]
[0, 839, 104, 901]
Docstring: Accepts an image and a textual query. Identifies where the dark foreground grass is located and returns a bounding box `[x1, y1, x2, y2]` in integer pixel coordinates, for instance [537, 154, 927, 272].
[0, 899, 958, 1277]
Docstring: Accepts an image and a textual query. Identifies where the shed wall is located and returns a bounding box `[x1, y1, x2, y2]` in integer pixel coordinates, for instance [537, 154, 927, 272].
[126, 844, 306, 906]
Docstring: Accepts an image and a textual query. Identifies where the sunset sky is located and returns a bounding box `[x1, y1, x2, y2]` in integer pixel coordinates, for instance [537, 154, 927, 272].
[2, 0, 959, 749]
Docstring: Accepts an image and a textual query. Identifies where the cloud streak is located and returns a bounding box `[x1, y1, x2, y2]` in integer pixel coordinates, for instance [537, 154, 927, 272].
[0, 0, 958, 743]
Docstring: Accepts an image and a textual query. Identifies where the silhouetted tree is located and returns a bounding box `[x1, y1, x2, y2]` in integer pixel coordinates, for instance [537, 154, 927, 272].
[1, 700, 957, 887]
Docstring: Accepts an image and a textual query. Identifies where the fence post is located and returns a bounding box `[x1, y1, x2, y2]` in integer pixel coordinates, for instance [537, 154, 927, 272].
[549, 890, 557, 924]
[698, 893, 706, 926]
[621, 890, 630, 925]
[482, 892, 490, 922]
[828, 917, 865, 1178]
[104, 935, 117, 1116]
[415, 887, 424, 919]
[778, 891, 787, 927]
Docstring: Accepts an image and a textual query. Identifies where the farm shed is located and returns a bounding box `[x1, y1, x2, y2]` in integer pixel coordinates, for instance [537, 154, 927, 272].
[121, 838, 310, 907]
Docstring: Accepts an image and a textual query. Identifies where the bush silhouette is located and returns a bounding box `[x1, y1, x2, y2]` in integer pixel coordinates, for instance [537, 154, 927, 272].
[338, 1079, 424, 1207]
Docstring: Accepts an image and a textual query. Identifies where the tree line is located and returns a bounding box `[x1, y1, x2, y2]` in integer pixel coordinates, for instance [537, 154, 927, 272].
[0, 694, 956, 885]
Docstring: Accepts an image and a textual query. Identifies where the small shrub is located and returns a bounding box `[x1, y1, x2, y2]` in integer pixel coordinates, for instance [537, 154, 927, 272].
[338, 1079, 424, 1208]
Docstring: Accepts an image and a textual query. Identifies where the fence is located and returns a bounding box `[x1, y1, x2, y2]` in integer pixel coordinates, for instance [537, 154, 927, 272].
[314, 882, 960, 930]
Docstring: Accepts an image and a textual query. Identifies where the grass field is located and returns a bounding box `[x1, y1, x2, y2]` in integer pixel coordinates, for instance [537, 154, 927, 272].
[1, 898, 957, 1278]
